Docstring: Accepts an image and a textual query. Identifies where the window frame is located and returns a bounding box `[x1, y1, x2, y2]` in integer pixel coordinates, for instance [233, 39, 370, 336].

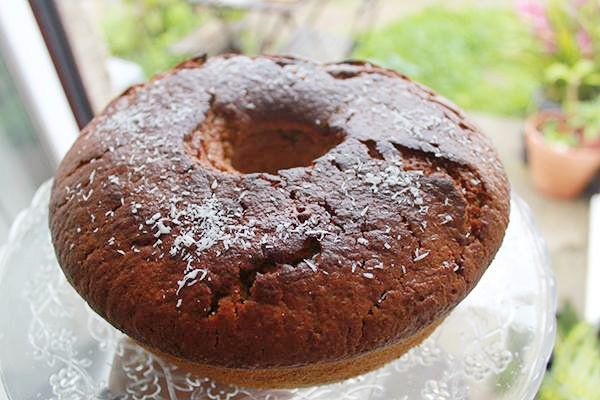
[0, 0, 79, 166]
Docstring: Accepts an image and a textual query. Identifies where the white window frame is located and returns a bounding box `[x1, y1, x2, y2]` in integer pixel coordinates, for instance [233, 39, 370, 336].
[0, 0, 79, 166]
[585, 194, 600, 326]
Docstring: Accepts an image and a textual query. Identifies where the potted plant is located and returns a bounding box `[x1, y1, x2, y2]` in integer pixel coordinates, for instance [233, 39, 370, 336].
[525, 98, 600, 198]
[519, 0, 600, 198]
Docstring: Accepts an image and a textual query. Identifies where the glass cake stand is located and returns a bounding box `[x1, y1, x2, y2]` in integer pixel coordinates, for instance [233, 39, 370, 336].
[0, 181, 556, 400]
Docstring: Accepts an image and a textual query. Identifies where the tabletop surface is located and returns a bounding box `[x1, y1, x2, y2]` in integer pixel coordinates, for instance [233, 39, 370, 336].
[0, 181, 555, 400]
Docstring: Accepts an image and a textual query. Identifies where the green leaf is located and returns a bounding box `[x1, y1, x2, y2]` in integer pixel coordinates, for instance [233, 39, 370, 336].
[573, 60, 595, 80]
[545, 63, 572, 83]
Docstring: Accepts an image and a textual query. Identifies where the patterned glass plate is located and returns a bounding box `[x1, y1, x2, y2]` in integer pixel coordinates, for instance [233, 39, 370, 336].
[0, 181, 555, 400]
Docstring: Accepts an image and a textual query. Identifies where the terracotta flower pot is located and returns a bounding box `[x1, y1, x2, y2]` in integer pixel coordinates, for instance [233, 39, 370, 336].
[525, 111, 600, 199]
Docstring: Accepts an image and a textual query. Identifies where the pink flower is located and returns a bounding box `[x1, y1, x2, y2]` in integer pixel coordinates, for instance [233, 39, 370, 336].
[516, 0, 547, 19]
[577, 29, 593, 56]
[516, 0, 556, 53]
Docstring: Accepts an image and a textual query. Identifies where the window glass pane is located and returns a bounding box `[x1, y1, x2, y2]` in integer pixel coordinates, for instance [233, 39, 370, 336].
[0, 54, 53, 242]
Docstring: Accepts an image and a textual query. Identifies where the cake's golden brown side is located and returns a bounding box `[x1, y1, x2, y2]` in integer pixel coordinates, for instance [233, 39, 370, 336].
[142, 319, 443, 389]
[49, 54, 510, 387]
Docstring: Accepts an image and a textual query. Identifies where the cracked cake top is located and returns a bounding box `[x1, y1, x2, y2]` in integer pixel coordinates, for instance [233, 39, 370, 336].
[49, 54, 510, 369]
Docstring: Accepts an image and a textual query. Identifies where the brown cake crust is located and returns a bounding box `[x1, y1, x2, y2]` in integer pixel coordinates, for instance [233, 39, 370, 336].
[49, 55, 509, 377]
[138, 318, 442, 388]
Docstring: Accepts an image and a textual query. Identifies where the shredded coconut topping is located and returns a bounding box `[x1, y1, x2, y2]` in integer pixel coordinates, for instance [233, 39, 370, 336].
[176, 268, 208, 296]
[304, 259, 318, 272]
[63, 97, 465, 311]
[413, 248, 430, 262]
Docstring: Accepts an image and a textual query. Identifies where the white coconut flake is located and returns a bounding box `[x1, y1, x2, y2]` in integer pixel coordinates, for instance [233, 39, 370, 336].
[364, 173, 382, 192]
[304, 259, 318, 272]
[176, 268, 208, 295]
[440, 214, 453, 225]
[357, 237, 369, 246]
[362, 272, 374, 279]
[413, 248, 430, 262]
[153, 220, 171, 237]
[82, 189, 93, 201]
[108, 175, 120, 185]
[305, 229, 331, 241]
[131, 203, 142, 214]
[146, 213, 161, 225]
[170, 232, 195, 255]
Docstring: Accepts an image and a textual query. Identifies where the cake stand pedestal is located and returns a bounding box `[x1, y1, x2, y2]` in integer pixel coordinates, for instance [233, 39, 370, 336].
[0, 181, 556, 400]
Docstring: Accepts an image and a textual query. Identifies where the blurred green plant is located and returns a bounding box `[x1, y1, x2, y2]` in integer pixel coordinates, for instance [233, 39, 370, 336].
[517, 0, 600, 103]
[571, 97, 600, 144]
[540, 97, 600, 148]
[545, 59, 600, 107]
[102, 0, 204, 78]
[541, 119, 580, 148]
[539, 304, 600, 400]
[352, 7, 542, 116]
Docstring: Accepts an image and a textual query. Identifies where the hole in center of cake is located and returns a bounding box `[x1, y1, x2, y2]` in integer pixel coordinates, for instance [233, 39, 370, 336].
[185, 112, 345, 175]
